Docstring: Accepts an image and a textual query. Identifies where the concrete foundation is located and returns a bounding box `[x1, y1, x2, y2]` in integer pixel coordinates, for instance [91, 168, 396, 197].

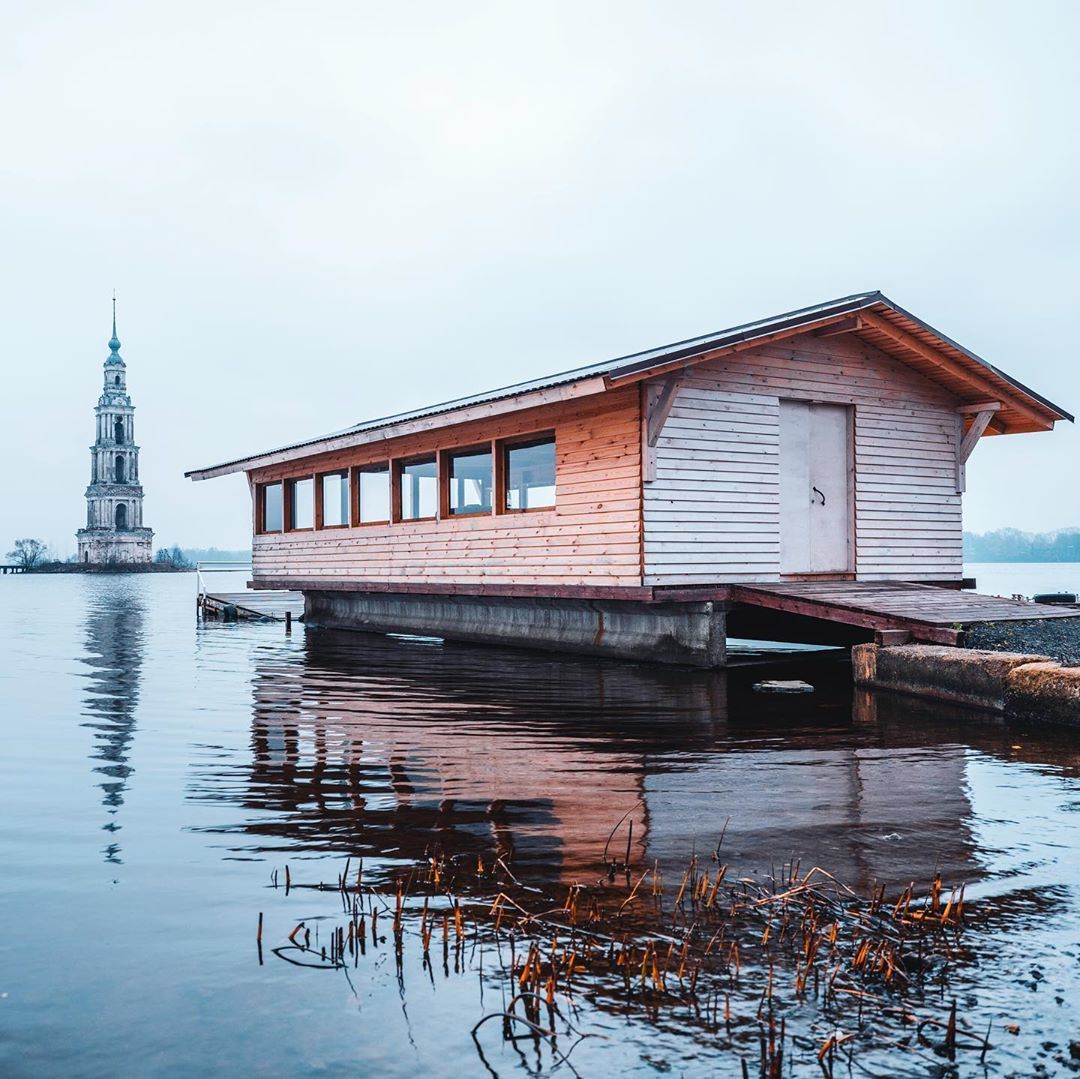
[854, 643, 1080, 724]
[304, 590, 728, 667]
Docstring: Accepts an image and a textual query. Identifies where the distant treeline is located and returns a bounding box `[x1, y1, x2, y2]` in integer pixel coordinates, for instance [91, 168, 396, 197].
[178, 547, 252, 563]
[964, 528, 1080, 562]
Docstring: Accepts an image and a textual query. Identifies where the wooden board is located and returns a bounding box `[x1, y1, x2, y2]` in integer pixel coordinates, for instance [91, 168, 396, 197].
[643, 330, 964, 584]
[249, 387, 645, 588]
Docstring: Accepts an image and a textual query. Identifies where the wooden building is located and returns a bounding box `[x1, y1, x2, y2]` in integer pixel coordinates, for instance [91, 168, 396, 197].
[188, 292, 1070, 665]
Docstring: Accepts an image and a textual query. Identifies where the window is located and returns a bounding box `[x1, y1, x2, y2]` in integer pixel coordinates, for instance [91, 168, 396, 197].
[320, 471, 350, 527]
[398, 456, 437, 521]
[115, 503, 128, 530]
[505, 436, 556, 510]
[262, 483, 283, 532]
[289, 477, 314, 529]
[115, 455, 125, 483]
[447, 447, 493, 516]
[114, 375, 120, 386]
[114, 418, 124, 443]
[357, 464, 390, 524]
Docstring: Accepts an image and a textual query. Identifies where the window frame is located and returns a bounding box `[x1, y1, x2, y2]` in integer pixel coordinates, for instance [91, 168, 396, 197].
[257, 481, 284, 535]
[500, 432, 557, 515]
[394, 453, 439, 523]
[316, 469, 351, 530]
[443, 441, 496, 519]
[286, 475, 316, 532]
[352, 460, 392, 526]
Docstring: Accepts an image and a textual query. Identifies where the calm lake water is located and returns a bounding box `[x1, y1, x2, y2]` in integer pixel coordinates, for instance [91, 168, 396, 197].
[2, 572, 1079, 1077]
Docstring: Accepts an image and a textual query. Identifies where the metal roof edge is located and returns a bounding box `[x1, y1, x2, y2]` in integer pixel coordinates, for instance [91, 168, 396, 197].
[185, 289, 1070, 479]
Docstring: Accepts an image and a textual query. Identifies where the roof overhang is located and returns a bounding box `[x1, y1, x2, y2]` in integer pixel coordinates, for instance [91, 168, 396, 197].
[602, 295, 1071, 435]
[187, 291, 1070, 481]
[186, 375, 609, 481]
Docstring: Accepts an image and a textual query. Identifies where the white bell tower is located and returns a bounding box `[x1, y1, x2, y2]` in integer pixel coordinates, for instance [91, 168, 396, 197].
[76, 299, 154, 564]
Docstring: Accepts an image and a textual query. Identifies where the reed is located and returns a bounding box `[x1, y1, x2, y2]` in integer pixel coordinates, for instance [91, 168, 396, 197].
[255, 826, 997, 1073]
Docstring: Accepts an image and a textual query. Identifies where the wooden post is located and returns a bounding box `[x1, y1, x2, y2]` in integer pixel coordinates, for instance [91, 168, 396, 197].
[285, 610, 292, 634]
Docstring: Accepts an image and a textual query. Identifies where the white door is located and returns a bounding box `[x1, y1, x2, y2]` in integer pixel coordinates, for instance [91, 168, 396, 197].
[779, 401, 852, 574]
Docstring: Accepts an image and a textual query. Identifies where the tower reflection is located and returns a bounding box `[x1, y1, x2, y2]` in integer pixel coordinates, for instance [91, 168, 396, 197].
[80, 578, 145, 863]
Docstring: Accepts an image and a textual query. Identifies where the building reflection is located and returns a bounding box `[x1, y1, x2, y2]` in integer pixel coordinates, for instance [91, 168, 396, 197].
[80, 579, 145, 863]
[201, 628, 982, 891]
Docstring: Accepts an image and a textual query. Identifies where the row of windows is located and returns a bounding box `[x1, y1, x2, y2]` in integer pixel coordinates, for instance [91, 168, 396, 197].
[258, 434, 556, 534]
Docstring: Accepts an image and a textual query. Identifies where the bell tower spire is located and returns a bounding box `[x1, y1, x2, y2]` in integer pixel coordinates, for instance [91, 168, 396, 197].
[76, 297, 154, 564]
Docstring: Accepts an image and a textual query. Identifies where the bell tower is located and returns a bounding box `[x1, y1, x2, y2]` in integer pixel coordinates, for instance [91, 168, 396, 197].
[76, 299, 154, 564]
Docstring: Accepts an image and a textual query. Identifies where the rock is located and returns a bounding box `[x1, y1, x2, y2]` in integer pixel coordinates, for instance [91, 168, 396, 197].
[753, 679, 814, 694]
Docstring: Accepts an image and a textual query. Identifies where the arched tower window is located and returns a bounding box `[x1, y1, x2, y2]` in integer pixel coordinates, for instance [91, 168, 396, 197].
[114, 375, 120, 386]
[114, 418, 124, 443]
[115, 503, 128, 530]
[115, 455, 125, 483]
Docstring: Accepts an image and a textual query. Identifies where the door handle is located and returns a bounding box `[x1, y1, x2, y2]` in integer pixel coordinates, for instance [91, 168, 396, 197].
[812, 486, 825, 506]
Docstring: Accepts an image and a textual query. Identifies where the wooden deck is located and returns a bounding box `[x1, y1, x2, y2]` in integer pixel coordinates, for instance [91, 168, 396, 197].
[202, 590, 303, 622]
[729, 581, 1080, 645]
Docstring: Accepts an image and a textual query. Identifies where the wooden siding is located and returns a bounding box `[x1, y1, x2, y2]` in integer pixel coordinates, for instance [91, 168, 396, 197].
[644, 331, 963, 585]
[250, 386, 644, 587]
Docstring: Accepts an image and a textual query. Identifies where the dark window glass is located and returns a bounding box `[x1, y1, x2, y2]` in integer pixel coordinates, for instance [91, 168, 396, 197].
[289, 478, 314, 529]
[505, 437, 555, 510]
[448, 448, 493, 515]
[399, 457, 437, 520]
[321, 472, 350, 527]
[358, 465, 390, 523]
[263, 483, 283, 532]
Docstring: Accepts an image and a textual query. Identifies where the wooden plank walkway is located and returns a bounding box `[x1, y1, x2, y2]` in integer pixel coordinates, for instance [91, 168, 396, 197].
[731, 581, 1080, 645]
[202, 591, 304, 622]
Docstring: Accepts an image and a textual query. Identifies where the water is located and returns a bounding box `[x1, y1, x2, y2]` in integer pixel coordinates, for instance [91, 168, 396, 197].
[2, 573, 1079, 1076]
[967, 561, 1080, 599]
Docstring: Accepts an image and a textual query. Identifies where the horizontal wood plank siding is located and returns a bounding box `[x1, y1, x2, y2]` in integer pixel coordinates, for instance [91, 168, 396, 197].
[250, 387, 644, 587]
[644, 332, 963, 584]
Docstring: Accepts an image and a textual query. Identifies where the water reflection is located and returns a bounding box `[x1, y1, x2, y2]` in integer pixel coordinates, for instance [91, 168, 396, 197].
[194, 628, 981, 891]
[80, 579, 144, 862]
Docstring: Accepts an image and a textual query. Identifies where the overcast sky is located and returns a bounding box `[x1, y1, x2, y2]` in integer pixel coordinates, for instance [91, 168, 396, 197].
[3, 0, 1078, 556]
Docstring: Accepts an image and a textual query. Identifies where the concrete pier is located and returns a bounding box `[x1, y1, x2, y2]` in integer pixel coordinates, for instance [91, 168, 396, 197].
[304, 590, 729, 667]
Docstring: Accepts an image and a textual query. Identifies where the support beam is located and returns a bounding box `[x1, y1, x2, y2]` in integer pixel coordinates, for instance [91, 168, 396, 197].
[646, 375, 683, 447]
[814, 315, 865, 337]
[642, 375, 684, 483]
[959, 409, 997, 463]
[956, 407, 998, 492]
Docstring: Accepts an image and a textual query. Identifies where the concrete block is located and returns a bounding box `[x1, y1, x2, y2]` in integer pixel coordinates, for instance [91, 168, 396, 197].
[852, 643, 877, 686]
[853, 643, 1050, 712]
[1005, 662, 1080, 725]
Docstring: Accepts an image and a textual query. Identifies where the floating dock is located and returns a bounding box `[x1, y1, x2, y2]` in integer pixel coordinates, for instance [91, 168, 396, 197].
[200, 590, 303, 622]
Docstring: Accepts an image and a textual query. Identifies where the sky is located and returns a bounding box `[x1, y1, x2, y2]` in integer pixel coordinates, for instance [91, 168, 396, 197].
[3, 0, 1078, 556]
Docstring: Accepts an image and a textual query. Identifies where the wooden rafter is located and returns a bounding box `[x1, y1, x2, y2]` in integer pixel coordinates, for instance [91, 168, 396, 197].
[859, 310, 1048, 429]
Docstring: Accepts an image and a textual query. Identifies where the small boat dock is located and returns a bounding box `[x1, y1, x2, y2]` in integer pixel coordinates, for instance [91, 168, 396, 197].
[200, 590, 303, 622]
[196, 560, 302, 623]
